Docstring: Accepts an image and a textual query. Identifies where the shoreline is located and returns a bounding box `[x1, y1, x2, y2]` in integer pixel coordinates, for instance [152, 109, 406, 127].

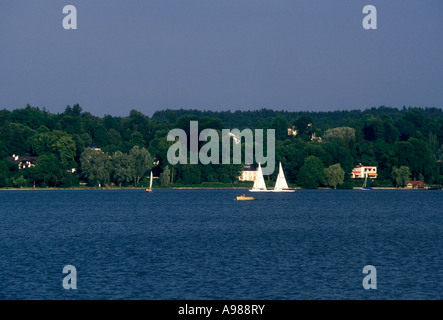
[0, 187, 437, 191]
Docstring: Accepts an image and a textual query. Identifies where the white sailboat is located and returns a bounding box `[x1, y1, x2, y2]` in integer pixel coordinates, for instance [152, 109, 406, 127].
[146, 171, 153, 193]
[249, 163, 270, 192]
[360, 174, 373, 190]
[249, 162, 294, 193]
[272, 162, 295, 192]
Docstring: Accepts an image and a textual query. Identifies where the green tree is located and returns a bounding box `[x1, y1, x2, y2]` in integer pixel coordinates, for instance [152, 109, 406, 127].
[129, 146, 152, 186]
[394, 138, 434, 180]
[30, 130, 76, 169]
[161, 166, 171, 187]
[181, 165, 201, 184]
[322, 142, 354, 173]
[80, 147, 112, 187]
[23, 166, 38, 188]
[92, 126, 110, 147]
[111, 151, 135, 187]
[297, 156, 325, 189]
[130, 131, 146, 148]
[278, 139, 307, 182]
[304, 143, 330, 164]
[324, 163, 345, 189]
[37, 125, 50, 134]
[213, 163, 243, 183]
[392, 166, 411, 188]
[398, 109, 426, 140]
[58, 172, 79, 188]
[271, 115, 289, 141]
[0, 139, 8, 159]
[293, 115, 313, 136]
[0, 160, 9, 187]
[371, 140, 396, 182]
[53, 135, 76, 168]
[73, 133, 92, 156]
[381, 116, 399, 144]
[33, 154, 64, 187]
[148, 134, 174, 167]
[128, 109, 147, 131]
[323, 127, 356, 149]
[108, 128, 122, 146]
[60, 115, 83, 135]
[0, 122, 36, 155]
[13, 175, 28, 188]
[362, 116, 384, 141]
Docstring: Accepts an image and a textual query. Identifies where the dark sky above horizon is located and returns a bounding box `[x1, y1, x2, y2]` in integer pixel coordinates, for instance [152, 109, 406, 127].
[0, 0, 442, 117]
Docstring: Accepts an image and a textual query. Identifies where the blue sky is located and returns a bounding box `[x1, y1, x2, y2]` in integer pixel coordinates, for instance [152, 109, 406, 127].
[0, 0, 442, 117]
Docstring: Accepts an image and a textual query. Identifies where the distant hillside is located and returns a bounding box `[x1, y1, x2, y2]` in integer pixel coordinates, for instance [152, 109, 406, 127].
[1, 104, 443, 189]
[152, 106, 443, 129]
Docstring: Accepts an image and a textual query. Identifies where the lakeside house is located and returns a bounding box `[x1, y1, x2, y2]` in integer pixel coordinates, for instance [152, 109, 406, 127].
[310, 132, 322, 142]
[89, 144, 101, 151]
[238, 164, 257, 182]
[287, 124, 322, 142]
[351, 164, 378, 179]
[5, 154, 38, 170]
[406, 180, 426, 189]
[287, 126, 298, 136]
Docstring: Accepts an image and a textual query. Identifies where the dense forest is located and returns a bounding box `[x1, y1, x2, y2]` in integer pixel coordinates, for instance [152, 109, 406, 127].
[1, 104, 443, 189]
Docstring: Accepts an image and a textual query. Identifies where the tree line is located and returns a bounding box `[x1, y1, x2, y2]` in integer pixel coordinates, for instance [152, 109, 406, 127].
[1, 104, 443, 189]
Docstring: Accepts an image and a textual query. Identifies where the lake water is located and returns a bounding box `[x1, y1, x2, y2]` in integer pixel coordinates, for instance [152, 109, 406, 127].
[0, 189, 442, 300]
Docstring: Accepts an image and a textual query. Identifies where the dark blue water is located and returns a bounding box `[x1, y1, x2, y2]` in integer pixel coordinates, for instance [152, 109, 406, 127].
[0, 189, 442, 300]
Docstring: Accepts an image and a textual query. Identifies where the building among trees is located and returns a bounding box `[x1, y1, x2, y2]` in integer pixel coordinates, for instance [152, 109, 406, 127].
[238, 164, 257, 182]
[351, 164, 378, 179]
[6, 154, 38, 170]
[406, 180, 426, 189]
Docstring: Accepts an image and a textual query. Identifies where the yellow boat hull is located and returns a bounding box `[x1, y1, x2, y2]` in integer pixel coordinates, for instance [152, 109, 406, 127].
[236, 196, 254, 201]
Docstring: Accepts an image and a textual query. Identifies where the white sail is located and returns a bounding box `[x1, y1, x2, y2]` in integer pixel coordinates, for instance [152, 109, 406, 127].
[149, 171, 153, 190]
[360, 173, 372, 190]
[250, 163, 267, 191]
[272, 162, 295, 192]
[274, 162, 289, 190]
